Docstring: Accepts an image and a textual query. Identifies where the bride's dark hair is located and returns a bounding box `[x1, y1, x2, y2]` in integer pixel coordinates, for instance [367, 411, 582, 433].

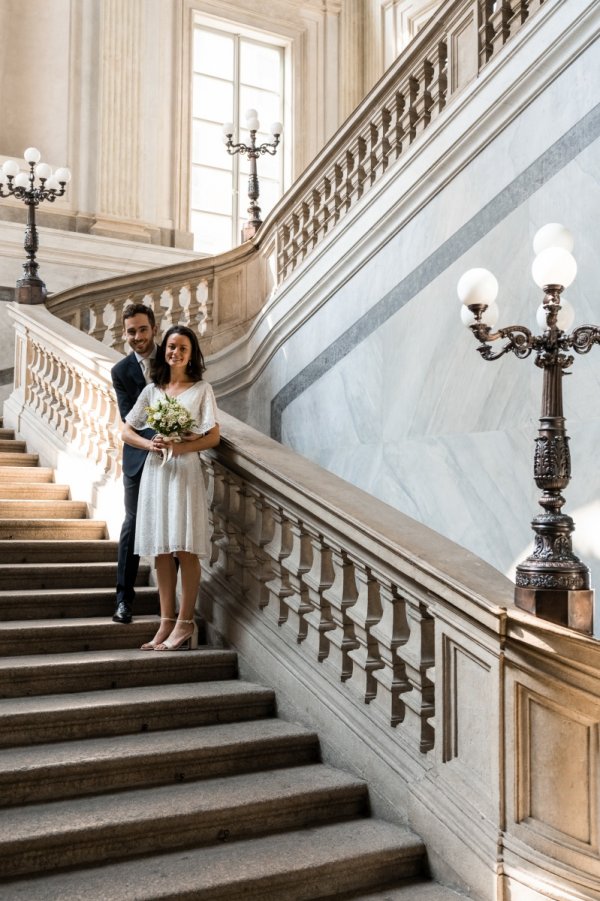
[151, 325, 206, 385]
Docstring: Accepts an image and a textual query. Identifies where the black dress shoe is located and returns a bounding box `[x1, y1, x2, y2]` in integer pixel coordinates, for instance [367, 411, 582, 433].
[112, 602, 133, 624]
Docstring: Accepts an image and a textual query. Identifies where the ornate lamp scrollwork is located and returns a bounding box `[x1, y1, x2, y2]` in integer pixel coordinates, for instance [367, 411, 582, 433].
[222, 111, 283, 242]
[458, 224, 595, 634]
[0, 148, 71, 304]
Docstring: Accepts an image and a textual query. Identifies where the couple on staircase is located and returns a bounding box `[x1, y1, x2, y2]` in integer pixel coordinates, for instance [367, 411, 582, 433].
[110, 303, 220, 651]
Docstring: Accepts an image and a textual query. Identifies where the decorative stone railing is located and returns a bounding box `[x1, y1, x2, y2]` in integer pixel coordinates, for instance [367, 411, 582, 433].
[6, 297, 600, 901]
[45, 0, 545, 354]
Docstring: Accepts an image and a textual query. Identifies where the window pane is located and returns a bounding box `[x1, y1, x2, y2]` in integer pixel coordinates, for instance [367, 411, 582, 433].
[193, 29, 234, 80]
[193, 74, 233, 123]
[192, 120, 232, 168]
[239, 86, 281, 127]
[192, 211, 232, 255]
[240, 41, 281, 91]
[191, 166, 233, 216]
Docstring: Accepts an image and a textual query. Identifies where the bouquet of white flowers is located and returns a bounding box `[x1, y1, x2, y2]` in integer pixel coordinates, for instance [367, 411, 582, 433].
[145, 395, 196, 463]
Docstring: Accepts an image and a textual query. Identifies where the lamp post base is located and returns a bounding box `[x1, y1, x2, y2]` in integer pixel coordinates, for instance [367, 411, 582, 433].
[515, 585, 594, 634]
[241, 220, 261, 242]
[16, 277, 47, 305]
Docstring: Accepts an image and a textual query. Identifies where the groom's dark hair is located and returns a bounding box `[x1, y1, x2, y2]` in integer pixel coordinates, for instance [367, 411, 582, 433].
[152, 324, 206, 385]
[122, 303, 156, 328]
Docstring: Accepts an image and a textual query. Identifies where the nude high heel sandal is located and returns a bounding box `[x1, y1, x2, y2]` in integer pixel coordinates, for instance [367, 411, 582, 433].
[155, 618, 198, 651]
[140, 617, 176, 651]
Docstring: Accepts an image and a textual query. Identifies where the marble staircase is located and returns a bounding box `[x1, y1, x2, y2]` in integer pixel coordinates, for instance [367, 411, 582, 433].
[0, 425, 468, 900]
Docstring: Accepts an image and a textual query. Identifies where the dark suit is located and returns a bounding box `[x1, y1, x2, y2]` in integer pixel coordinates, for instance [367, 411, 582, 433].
[111, 351, 156, 609]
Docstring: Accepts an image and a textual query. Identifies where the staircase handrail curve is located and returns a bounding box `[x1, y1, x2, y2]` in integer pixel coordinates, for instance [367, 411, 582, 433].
[45, 0, 544, 356]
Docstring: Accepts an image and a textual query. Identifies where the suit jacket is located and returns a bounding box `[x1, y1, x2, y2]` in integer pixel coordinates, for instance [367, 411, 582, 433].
[111, 351, 156, 479]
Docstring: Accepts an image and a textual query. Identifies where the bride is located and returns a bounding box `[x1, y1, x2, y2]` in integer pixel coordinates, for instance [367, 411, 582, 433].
[121, 324, 220, 651]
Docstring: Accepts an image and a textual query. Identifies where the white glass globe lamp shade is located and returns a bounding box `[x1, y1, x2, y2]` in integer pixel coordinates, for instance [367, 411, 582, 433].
[14, 173, 30, 189]
[536, 299, 575, 332]
[246, 116, 260, 132]
[35, 163, 52, 181]
[54, 167, 71, 184]
[533, 223, 574, 255]
[2, 159, 19, 178]
[23, 147, 41, 164]
[245, 109, 258, 121]
[270, 121, 283, 136]
[461, 301, 499, 328]
[222, 122, 234, 137]
[457, 267, 499, 307]
[532, 247, 577, 289]
[45, 176, 60, 191]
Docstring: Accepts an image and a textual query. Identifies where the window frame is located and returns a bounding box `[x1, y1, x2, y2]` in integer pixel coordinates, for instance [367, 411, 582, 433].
[188, 12, 290, 255]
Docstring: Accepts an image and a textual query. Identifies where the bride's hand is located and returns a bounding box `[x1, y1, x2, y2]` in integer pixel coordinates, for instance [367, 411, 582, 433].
[150, 435, 166, 452]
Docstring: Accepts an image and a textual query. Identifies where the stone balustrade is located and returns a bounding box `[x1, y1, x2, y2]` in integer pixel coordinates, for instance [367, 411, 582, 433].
[5, 299, 600, 900]
[46, 0, 544, 357]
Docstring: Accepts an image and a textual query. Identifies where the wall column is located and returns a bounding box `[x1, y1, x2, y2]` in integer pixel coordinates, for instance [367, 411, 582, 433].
[339, 0, 365, 122]
[90, 0, 159, 243]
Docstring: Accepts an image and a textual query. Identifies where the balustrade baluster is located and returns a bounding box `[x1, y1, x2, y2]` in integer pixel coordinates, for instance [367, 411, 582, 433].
[278, 516, 312, 643]
[220, 473, 244, 585]
[412, 59, 434, 135]
[389, 91, 406, 161]
[263, 506, 293, 627]
[428, 42, 448, 121]
[398, 599, 435, 752]
[205, 461, 227, 570]
[399, 77, 418, 148]
[332, 164, 343, 226]
[478, 0, 495, 65]
[322, 546, 359, 683]
[346, 561, 384, 704]
[278, 223, 291, 281]
[303, 531, 335, 662]
[245, 489, 275, 610]
[370, 580, 411, 728]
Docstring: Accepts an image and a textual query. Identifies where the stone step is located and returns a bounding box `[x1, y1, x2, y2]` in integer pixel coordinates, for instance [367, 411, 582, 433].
[0, 428, 15, 440]
[0, 438, 26, 453]
[0, 452, 39, 467]
[0, 561, 145, 590]
[0, 539, 118, 563]
[0, 646, 232, 699]
[20, 768, 367, 874]
[0, 614, 165, 656]
[0, 680, 275, 748]
[0, 466, 54, 483]
[345, 885, 471, 900]
[0, 717, 315, 807]
[0, 586, 157, 622]
[0, 764, 365, 878]
[0, 819, 426, 900]
[0, 499, 88, 519]
[0, 519, 107, 539]
[0, 484, 70, 500]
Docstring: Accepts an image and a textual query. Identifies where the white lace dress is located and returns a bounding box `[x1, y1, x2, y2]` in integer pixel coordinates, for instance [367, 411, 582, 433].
[125, 380, 218, 558]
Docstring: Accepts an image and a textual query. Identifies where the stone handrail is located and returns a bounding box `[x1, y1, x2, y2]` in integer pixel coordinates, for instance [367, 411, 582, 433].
[5, 299, 600, 900]
[45, 0, 544, 354]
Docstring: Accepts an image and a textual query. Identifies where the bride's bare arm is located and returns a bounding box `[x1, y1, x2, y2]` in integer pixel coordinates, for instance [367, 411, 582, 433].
[170, 424, 220, 456]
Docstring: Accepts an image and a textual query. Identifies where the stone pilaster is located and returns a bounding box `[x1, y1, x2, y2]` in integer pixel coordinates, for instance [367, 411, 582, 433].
[91, 0, 158, 243]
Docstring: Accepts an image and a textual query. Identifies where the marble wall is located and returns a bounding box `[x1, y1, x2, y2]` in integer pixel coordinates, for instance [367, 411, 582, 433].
[218, 9, 600, 627]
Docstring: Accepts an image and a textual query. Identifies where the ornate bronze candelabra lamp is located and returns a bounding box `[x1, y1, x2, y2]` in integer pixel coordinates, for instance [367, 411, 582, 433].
[222, 110, 282, 242]
[459, 224, 598, 634]
[0, 147, 71, 304]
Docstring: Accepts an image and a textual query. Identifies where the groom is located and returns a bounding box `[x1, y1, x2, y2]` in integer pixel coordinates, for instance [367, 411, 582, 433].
[111, 303, 158, 623]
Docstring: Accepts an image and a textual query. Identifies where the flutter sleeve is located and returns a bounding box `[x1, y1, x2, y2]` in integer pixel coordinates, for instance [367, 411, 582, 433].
[190, 382, 218, 435]
[125, 385, 153, 430]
